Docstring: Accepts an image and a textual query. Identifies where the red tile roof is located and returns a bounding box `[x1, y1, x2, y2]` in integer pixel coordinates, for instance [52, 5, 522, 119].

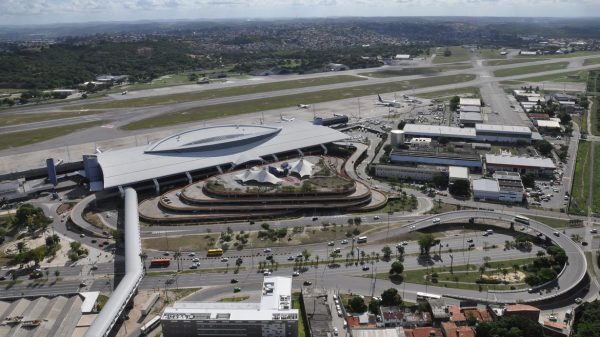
[506, 304, 540, 312]
[410, 327, 443, 337]
[456, 327, 475, 337]
[448, 305, 466, 322]
[544, 321, 567, 330]
[441, 322, 458, 337]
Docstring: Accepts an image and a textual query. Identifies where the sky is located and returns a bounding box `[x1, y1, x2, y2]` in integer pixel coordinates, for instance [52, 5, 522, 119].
[1, 0, 600, 25]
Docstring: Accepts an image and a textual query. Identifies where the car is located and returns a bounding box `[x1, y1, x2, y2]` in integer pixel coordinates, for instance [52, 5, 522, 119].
[303, 281, 312, 286]
[432, 218, 441, 224]
[340, 239, 349, 244]
[466, 239, 473, 243]
[80, 282, 87, 287]
[233, 287, 241, 293]
[328, 241, 335, 246]
[582, 241, 589, 246]
[188, 252, 196, 257]
[374, 216, 380, 220]
[468, 243, 475, 248]
[336, 304, 341, 311]
[288, 256, 295, 261]
[528, 288, 534, 293]
[190, 264, 197, 269]
[334, 248, 341, 253]
[591, 229, 598, 234]
[266, 255, 273, 260]
[263, 271, 271, 276]
[230, 279, 238, 283]
[80, 234, 86, 238]
[409, 225, 416, 231]
[91, 239, 97, 243]
[91, 265, 98, 270]
[263, 248, 272, 253]
[362, 265, 370, 271]
[192, 258, 200, 262]
[221, 257, 229, 262]
[292, 271, 300, 276]
[333, 327, 339, 336]
[553, 231, 560, 237]
[312, 217, 318, 221]
[575, 297, 583, 304]
[163, 252, 170, 256]
[549, 315, 557, 322]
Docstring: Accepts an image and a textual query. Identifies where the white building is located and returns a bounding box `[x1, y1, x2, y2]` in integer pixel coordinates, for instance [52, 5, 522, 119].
[448, 166, 469, 182]
[459, 98, 481, 107]
[472, 179, 500, 201]
[485, 154, 555, 177]
[372, 164, 448, 182]
[161, 277, 298, 337]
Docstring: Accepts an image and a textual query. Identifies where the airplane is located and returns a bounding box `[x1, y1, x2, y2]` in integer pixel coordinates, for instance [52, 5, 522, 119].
[376, 94, 401, 108]
[280, 113, 295, 122]
[402, 94, 421, 103]
[297, 104, 310, 109]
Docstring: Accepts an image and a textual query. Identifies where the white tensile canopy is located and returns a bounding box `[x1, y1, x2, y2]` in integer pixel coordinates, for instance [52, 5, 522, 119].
[235, 168, 282, 185]
[289, 158, 314, 178]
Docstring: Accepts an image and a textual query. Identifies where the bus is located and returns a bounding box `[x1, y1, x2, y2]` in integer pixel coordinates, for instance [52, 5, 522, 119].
[139, 315, 161, 336]
[207, 248, 224, 257]
[416, 292, 442, 301]
[514, 215, 530, 225]
[149, 258, 170, 268]
[356, 236, 368, 244]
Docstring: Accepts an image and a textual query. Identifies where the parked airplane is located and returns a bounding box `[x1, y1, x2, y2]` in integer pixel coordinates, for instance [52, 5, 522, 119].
[376, 94, 401, 107]
[402, 94, 421, 103]
[280, 113, 295, 122]
[297, 104, 310, 109]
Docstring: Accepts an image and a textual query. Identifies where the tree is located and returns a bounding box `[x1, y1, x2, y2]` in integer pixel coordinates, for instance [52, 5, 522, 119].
[380, 288, 402, 307]
[54, 270, 60, 279]
[449, 179, 471, 197]
[390, 261, 404, 275]
[521, 173, 535, 188]
[476, 314, 544, 337]
[534, 140, 554, 157]
[369, 298, 381, 315]
[302, 249, 311, 262]
[418, 233, 436, 255]
[396, 245, 405, 257]
[432, 173, 449, 189]
[381, 246, 392, 261]
[574, 300, 600, 337]
[397, 120, 407, 130]
[450, 96, 460, 111]
[483, 256, 491, 267]
[348, 296, 367, 313]
[444, 48, 452, 57]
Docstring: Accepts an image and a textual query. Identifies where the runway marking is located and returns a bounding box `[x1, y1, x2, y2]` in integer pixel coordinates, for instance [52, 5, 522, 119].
[101, 124, 115, 128]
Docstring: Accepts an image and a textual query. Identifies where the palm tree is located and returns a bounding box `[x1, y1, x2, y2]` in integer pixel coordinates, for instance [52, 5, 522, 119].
[479, 265, 486, 279]
[512, 264, 520, 275]
[173, 251, 182, 272]
[54, 270, 60, 279]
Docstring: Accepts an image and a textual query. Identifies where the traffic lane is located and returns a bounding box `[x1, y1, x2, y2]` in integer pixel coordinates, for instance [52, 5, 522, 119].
[0, 280, 83, 299]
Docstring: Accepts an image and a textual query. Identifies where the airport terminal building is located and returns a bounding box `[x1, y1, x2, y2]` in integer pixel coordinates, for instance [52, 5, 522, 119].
[83, 121, 348, 192]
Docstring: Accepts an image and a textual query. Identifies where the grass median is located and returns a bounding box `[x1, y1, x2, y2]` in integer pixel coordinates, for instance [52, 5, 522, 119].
[359, 64, 471, 78]
[432, 46, 471, 64]
[416, 86, 480, 99]
[67, 75, 366, 110]
[493, 62, 569, 77]
[584, 58, 600, 66]
[486, 59, 548, 66]
[123, 73, 476, 130]
[0, 110, 105, 127]
[518, 69, 598, 83]
[0, 121, 106, 150]
[569, 141, 592, 215]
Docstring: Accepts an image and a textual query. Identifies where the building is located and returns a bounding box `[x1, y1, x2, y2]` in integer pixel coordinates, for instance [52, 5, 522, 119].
[161, 277, 298, 337]
[459, 98, 481, 107]
[485, 154, 555, 177]
[474, 124, 532, 143]
[442, 322, 474, 337]
[493, 171, 525, 203]
[402, 125, 477, 141]
[447, 306, 466, 326]
[380, 307, 433, 328]
[302, 287, 332, 337]
[401, 124, 532, 143]
[353, 328, 406, 337]
[404, 327, 443, 337]
[459, 106, 481, 113]
[472, 179, 500, 201]
[448, 166, 469, 182]
[395, 54, 412, 60]
[459, 112, 483, 127]
[504, 304, 540, 322]
[372, 164, 448, 182]
[390, 150, 482, 169]
[85, 120, 348, 191]
[535, 119, 561, 132]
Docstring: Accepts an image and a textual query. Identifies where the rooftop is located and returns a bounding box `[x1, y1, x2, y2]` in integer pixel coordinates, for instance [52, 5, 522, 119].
[473, 179, 500, 193]
[475, 124, 532, 135]
[535, 120, 561, 128]
[460, 98, 481, 107]
[485, 154, 556, 169]
[459, 112, 483, 122]
[94, 120, 348, 190]
[402, 124, 477, 138]
[449, 166, 469, 180]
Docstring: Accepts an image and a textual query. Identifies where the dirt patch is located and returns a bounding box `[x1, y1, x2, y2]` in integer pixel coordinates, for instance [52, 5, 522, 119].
[56, 203, 74, 215]
[482, 271, 526, 283]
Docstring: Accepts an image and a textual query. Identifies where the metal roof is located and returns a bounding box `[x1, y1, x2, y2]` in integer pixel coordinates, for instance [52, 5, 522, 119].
[448, 166, 469, 180]
[536, 120, 561, 128]
[402, 124, 477, 138]
[485, 154, 556, 169]
[475, 124, 531, 135]
[472, 179, 500, 193]
[459, 112, 483, 122]
[96, 121, 348, 189]
[459, 98, 481, 107]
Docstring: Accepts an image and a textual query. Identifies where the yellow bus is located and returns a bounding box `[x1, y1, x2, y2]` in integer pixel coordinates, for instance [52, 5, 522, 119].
[207, 248, 224, 257]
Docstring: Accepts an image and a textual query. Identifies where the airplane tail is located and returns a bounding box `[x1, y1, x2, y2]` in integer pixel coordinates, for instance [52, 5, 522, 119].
[377, 94, 383, 102]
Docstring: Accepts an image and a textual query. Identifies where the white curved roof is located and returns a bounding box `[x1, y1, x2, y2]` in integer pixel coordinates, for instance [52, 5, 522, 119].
[235, 168, 282, 185]
[95, 120, 348, 189]
[290, 158, 314, 178]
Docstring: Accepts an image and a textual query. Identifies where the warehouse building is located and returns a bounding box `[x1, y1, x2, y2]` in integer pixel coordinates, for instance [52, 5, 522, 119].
[485, 154, 555, 177]
[390, 150, 482, 169]
[459, 98, 481, 107]
[459, 105, 481, 113]
[459, 112, 483, 126]
[402, 124, 477, 141]
[448, 166, 469, 182]
[161, 277, 298, 337]
[475, 124, 532, 143]
[401, 124, 532, 143]
[372, 164, 448, 182]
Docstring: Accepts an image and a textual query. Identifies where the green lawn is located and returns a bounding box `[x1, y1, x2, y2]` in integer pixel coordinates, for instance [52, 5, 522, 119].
[584, 58, 600, 66]
[293, 293, 307, 337]
[486, 59, 548, 67]
[0, 110, 105, 127]
[591, 97, 599, 136]
[0, 121, 105, 150]
[68, 75, 366, 110]
[493, 62, 569, 77]
[432, 46, 471, 64]
[592, 143, 600, 214]
[373, 258, 535, 292]
[359, 64, 472, 78]
[518, 69, 598, 83]
[218, 296, 250, 302]
[123, 73, 476, 130]
[478, 49, 506, 60]
[570, 141, 592, 215]
[416, 87, 480, 99]
[528, 215, 569, 228]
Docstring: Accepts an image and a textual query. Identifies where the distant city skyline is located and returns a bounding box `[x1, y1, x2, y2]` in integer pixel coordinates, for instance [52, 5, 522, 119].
[1, 0, 600, 26]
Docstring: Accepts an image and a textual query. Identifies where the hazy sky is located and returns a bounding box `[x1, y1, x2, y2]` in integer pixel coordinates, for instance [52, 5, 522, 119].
[1, 0, 600, 25]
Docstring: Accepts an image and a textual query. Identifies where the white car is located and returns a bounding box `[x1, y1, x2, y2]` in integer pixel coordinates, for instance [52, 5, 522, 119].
[328, 241, 335, 246]
[221, 257, 229, 262]
[263, 271, 271, 276]
[374, 215, 380, 220]
[292, 271, 300, 276]
[333, 327, 339, 336]
[192, 258, 200, 262]
[188, 252, 196, 257]
[263, 248, 272, 253]
[340, 239, 349, 244]
[432, 218, 441, 224]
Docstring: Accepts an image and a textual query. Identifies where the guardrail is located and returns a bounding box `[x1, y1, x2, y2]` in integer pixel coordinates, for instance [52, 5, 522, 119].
[83, 188, 143, 337]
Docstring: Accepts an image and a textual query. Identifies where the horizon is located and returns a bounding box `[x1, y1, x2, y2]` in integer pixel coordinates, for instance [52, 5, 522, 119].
[2, 0, 600, 26]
